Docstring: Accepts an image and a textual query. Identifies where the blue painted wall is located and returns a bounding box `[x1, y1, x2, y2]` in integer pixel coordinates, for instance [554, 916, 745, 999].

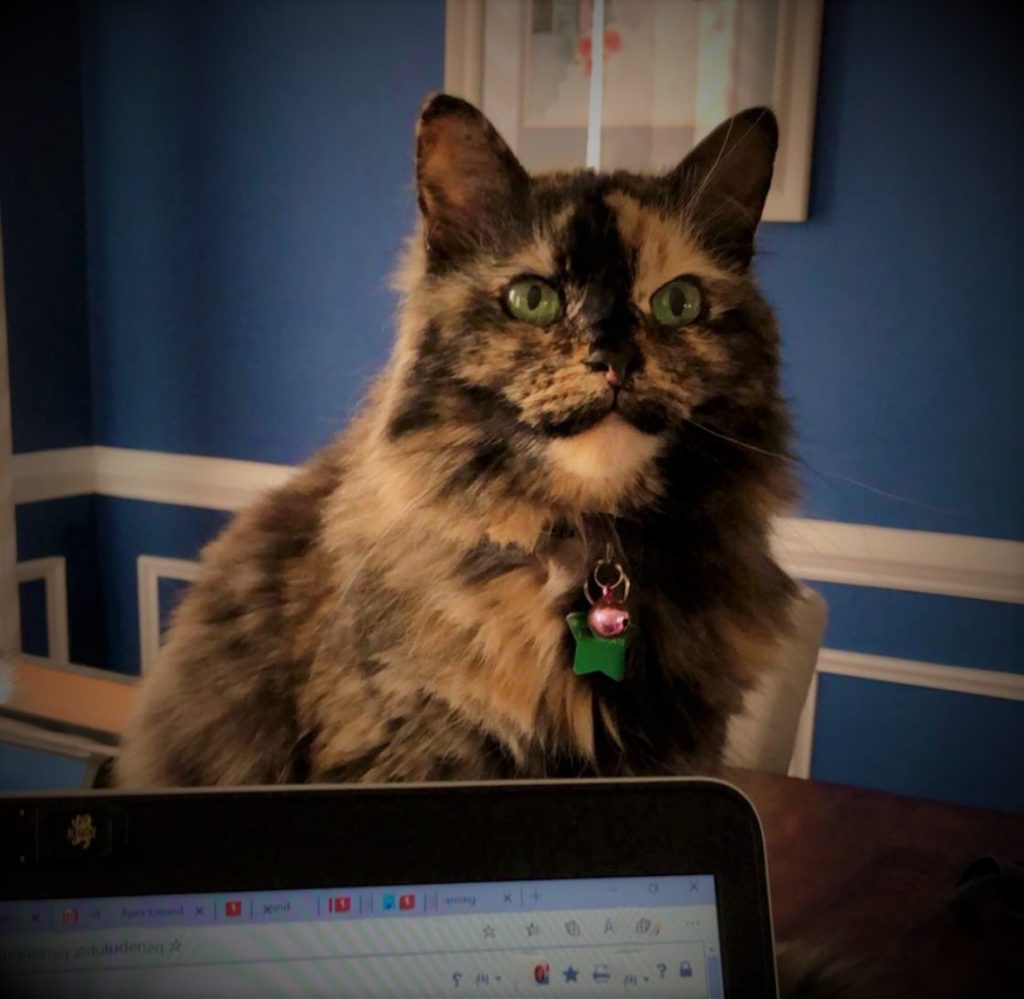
[813, 675, 1024, 814]
[16, 497, 107, 669]
[18, 580, 48, 658]
[812, 583, 1023, 676]
[0, 744, 90, 791]
[760, 0, 1024, 541]
[0, 2, 93, 452]
[80, 0, 443, 465]
[94, 498, 229, 675]
[3, 0, 1022, 808]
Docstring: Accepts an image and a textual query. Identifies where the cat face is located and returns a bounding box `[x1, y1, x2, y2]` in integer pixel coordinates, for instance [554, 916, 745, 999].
[386, 96, 785, 517]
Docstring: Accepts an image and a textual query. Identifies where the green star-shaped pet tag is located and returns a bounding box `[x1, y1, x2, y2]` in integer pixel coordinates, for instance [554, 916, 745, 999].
[567, 612, 635, 682]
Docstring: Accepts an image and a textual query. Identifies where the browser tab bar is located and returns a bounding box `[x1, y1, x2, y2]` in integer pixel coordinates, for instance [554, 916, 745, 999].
[1, 875, 722, 997]
[2, 877, 718, 935]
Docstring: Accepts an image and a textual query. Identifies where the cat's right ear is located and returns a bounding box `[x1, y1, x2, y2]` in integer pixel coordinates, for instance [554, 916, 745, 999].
[416, 94, 531, 266]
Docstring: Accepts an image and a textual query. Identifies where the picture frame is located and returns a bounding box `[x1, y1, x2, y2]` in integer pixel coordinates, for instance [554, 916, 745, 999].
[444, 0, 823, 221]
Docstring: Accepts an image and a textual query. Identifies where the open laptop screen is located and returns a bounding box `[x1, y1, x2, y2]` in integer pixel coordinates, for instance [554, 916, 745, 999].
[1, 874, 722, 997]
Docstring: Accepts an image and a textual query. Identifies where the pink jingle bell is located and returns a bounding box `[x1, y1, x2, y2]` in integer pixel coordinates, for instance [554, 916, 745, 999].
[588, 596, 630, 638]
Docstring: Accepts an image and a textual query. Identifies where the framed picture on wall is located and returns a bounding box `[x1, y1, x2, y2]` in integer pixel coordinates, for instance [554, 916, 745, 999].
[445, 0, 823, 221]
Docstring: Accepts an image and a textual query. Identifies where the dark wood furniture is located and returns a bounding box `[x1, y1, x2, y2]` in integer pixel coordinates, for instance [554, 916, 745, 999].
[727, 769, 1024, 997]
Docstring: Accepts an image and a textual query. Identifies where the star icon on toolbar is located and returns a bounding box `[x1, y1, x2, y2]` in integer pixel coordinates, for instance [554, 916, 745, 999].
[482, 924, 495, 939]
[563, 966, 579, 983]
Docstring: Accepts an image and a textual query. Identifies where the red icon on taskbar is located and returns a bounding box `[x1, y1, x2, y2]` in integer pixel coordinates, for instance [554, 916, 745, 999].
[328, 896, 351, 913]
[399, 894, 416, 911]
[62, 907, 79, 926]
[225, 900, 243, 918]
[533, 962, 551, 984]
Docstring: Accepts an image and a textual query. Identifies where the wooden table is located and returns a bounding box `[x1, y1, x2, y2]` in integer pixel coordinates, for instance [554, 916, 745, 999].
[727, 769, 1024, 998]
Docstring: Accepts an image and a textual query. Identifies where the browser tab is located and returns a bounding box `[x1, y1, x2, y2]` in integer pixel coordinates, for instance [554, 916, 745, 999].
[220, 897, 250, 921]
[251, 892, 316, 924]
[437, 890, 479, 914]
[118, 898, 190, 928]
[0, 903, 52, 933]
[376, 889, 423, 916]
[322, 892, 354, 917]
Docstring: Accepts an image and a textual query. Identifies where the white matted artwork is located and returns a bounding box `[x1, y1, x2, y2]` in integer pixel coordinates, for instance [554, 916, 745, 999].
[445, 0, 822, 220]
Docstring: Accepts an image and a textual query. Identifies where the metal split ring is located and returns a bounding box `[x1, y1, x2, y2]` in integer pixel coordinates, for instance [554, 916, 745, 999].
[584, 559, 631, 605]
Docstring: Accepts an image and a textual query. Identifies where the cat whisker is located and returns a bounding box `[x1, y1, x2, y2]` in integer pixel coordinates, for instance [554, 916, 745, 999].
[683, 417, 794, 463]
[800, 468, 961, 515]
[683, 417, 958, 515]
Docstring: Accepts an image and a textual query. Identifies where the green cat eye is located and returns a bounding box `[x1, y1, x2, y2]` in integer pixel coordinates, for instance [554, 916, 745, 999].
[650, 277, 703, 328]
[505, 277, 563, 327]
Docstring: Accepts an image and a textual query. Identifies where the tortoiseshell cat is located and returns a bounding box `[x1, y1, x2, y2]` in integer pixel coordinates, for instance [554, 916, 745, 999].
[116, 95, 798, 789]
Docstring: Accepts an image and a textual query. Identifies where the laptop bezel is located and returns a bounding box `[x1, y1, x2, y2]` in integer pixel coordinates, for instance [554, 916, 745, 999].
[1, 777, 778, 996]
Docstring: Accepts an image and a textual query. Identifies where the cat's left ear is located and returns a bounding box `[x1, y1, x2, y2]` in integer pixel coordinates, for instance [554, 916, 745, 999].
[668, 107, 778, 268]
[416, 94, 531, 266]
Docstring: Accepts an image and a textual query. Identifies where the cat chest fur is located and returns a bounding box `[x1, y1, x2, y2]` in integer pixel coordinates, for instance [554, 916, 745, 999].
[328, 526, 597, 772]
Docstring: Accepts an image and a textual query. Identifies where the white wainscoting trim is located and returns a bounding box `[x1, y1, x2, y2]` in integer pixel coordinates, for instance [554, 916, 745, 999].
[817, 648, 1024, 702]
[12, 446, 295, 511]
[10, 447, 95, 504]
[137, 555, 201, 674]
[773, 517, 1024, 605]
[15, 556, 69, 664]
[94, 447, 295, 512]
[786, 649, 1024, 779]
[12, 446, 1024, 605]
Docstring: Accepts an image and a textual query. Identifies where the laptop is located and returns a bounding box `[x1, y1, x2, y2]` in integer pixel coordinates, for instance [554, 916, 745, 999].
[0, 778, 778, 997]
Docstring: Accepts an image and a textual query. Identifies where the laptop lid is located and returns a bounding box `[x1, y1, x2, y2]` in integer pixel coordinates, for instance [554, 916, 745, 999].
[1, 778, 777, 997]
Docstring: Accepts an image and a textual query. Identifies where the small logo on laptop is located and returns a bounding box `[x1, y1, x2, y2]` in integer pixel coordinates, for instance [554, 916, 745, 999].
[328, 896, 351, 914]
[67, 813, 97, 851]
[61, 907, 79, 926]
[225, 900, 243, 918]
[399, 894, 415, 911]
[533, 962, 550, 985]
[382, 893, 396, 912]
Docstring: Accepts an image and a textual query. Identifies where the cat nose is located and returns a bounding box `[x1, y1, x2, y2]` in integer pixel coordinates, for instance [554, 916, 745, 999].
[585, 345, 639, 388]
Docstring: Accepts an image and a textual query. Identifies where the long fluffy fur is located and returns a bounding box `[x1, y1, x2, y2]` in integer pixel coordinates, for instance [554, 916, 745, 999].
[117, 99, 797, 789]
